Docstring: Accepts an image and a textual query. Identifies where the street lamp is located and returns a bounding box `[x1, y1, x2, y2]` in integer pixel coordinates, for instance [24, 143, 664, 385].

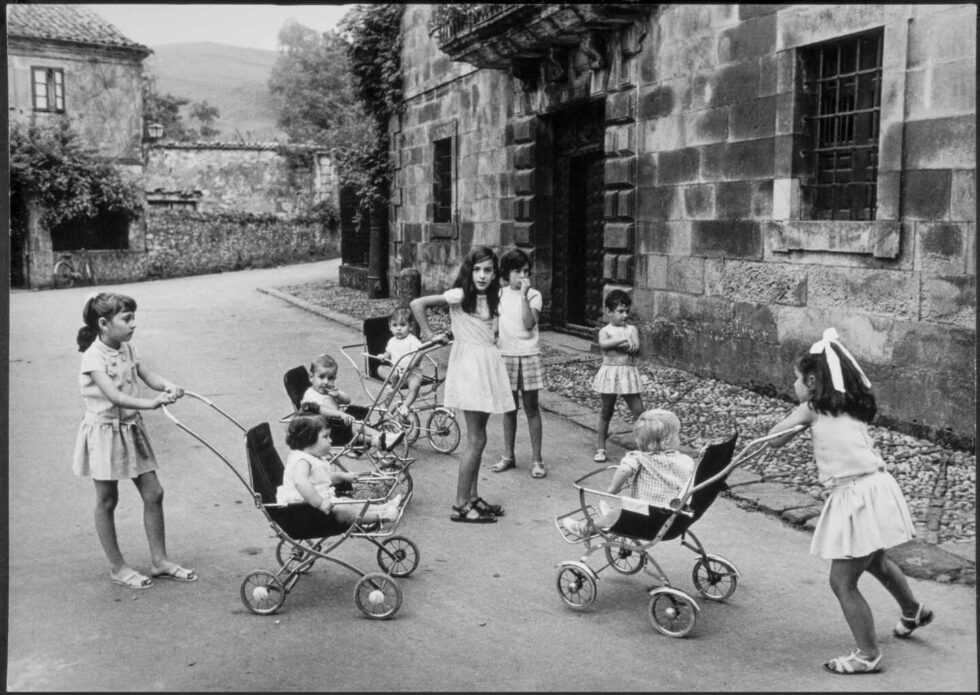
[147, 122, 164, 141]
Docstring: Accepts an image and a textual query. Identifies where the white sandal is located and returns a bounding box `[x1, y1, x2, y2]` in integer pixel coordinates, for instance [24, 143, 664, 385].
[823, 650, 882, 675]
[894, 603, 933, 638]
[593, 449, 607, 463]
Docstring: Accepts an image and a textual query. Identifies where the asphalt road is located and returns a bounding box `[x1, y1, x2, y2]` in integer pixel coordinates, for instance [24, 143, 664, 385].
[6, 260, 977, 691]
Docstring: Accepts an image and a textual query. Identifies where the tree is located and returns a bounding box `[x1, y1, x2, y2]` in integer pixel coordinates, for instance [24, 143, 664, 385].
[142, 74, 190, 140]
[188, 100, 221, 139]
[9, 118, 144, 228]
[267, 19, 371, 153]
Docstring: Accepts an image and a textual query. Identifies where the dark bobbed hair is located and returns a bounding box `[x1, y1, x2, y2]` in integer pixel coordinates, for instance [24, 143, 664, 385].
[76, 292, 138, 352]
[453, 245, 501, 316]
[604, 289, 632, 312]
[795, 344, 877, 422]
[285, 413, 330, 450]
[499, 247, 532, 276]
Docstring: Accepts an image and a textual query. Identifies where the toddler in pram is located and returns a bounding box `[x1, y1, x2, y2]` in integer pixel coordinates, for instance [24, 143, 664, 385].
[555, 410, 803, 637]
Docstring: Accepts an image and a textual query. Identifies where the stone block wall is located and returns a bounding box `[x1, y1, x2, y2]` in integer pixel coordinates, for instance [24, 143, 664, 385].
[7, 42, 145, 163]
[391, 5, 513, 294]
[398, 3, 975, 446]
[140, 209, 339, 281]
[144, 144, 336, 217]
[633, 4, 975, 446]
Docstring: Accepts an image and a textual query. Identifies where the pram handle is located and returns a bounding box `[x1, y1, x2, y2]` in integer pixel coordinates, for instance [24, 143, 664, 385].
[687, 425, 807, 495]
[160, 390, 254, 496]
[570, 425, 807, 514]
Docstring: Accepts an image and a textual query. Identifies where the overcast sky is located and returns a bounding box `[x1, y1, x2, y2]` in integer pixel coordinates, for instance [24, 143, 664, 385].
[85, 3, 353, 51]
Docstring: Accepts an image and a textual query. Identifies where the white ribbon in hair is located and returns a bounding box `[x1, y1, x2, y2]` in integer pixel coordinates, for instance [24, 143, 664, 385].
[809, 327, 872, 392]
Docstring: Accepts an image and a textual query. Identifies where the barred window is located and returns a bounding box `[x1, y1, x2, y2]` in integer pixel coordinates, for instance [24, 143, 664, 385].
[800, 30, 882, 220]
[432, 137, 453, 223]
[32, 67, 64, 112]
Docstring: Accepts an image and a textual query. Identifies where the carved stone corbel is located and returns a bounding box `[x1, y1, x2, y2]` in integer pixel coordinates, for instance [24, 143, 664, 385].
[621, 19, 649, 56]
[580, 29, 607, 71]
[543, 47, 567, 85]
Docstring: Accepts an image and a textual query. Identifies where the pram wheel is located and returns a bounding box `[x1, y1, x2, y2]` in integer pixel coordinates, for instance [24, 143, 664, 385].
[354, 572, 403, 619]
[555, 561, 597, 610]
[605, 539, 646, 574]
[426, 408, 461, 453]
[692, 555, 739, 601]
[647, 588, 698, 638]
[241, 570, 286, 615]
[275, 539, 316, 574]
[377, 536, 420, 577]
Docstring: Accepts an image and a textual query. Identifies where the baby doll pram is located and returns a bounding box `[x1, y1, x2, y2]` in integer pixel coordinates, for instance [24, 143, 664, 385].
[553, 426, 805, 637]
[162, 392, 420, 619]
[338, 316, 461, 454]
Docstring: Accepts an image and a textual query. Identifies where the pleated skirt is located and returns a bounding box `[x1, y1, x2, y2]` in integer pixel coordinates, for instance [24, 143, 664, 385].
[810, 470, 916, 559]
[72, 417, 159, 481]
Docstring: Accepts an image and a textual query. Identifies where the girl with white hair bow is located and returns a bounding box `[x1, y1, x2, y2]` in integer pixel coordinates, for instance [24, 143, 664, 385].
[767, 328, 930, 676]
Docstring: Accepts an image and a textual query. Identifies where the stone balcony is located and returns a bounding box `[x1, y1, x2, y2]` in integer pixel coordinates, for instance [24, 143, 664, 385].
[430, 3, 654, 75]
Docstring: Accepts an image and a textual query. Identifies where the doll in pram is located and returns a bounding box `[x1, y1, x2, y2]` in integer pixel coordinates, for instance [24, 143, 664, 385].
[554, 411, 804, 638]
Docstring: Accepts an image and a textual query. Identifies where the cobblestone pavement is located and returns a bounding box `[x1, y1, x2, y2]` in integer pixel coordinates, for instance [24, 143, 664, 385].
[267, 281, 976, 585]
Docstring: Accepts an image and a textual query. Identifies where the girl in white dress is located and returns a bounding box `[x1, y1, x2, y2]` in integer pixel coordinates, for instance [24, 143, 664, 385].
[591, 289, 645, 463]
[768, 328, 929, 675]
[411, 246, 515, 523]
[73, 292, 195, 589]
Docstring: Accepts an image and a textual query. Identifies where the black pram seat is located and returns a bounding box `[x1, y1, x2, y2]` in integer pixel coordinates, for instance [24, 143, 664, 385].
[246, 422, 349, 538]
[604, 432, 739, 542]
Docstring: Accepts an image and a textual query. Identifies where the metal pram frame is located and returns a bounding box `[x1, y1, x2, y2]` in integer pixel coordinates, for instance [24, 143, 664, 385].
[339, 316, 461, 454]
[553, 425, 806, 637]
[162, 391, 420, 619]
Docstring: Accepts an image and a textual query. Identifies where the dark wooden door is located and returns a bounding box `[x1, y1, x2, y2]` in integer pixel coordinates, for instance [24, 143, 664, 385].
[551, 100, 604, 336]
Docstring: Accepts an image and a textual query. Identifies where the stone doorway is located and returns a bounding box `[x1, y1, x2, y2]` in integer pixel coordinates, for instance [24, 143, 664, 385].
[548, 99, 605, 338]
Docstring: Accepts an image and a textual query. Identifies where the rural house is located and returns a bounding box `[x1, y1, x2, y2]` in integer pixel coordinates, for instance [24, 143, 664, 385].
[387, 3, 976, 447]
[7, 3, 151, 288]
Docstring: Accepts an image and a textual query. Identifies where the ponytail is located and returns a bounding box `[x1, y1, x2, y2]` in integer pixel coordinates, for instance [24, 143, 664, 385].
[76, 292, 138, 352]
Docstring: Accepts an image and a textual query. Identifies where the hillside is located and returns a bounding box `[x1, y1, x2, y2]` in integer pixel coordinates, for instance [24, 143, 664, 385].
[146, 42, 285, 142]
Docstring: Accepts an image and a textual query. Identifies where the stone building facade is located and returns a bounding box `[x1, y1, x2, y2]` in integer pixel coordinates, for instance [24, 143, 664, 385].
[390, 4, 976, 447]
[6, 3, 151, 289]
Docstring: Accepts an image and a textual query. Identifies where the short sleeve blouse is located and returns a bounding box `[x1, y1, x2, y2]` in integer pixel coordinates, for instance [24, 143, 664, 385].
[79, 340, 141, 420]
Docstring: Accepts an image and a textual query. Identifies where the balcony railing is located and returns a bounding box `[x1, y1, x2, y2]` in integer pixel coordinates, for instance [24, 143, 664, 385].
[429, 3, 655, 72]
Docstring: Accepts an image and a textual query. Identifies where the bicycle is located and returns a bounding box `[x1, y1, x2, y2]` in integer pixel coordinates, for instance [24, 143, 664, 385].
[53, 249, 97, 288]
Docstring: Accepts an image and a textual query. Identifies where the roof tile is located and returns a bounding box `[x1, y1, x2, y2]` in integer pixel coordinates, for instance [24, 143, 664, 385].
[6, 3, 150, 53]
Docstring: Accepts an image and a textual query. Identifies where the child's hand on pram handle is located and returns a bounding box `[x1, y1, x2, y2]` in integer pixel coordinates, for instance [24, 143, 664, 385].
[423, 330, 453, 347]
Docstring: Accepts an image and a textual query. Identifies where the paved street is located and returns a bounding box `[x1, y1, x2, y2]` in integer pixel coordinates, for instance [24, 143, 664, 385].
[7, 260, 977, 691]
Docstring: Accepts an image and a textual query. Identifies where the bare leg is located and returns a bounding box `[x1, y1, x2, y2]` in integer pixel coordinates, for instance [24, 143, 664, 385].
[459, 410, 490, 507]
[523, 389, 543, 463]
[828, 556, 880, 658]
[401, 374, 423, 412]
[623, 393, 645, 420]
[501, 390, 519, 462]
[93, 480, 128, 573]
[134, 472, 173, 573]
[595, 394, 616, 452]
[864, 548, 921, 616]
